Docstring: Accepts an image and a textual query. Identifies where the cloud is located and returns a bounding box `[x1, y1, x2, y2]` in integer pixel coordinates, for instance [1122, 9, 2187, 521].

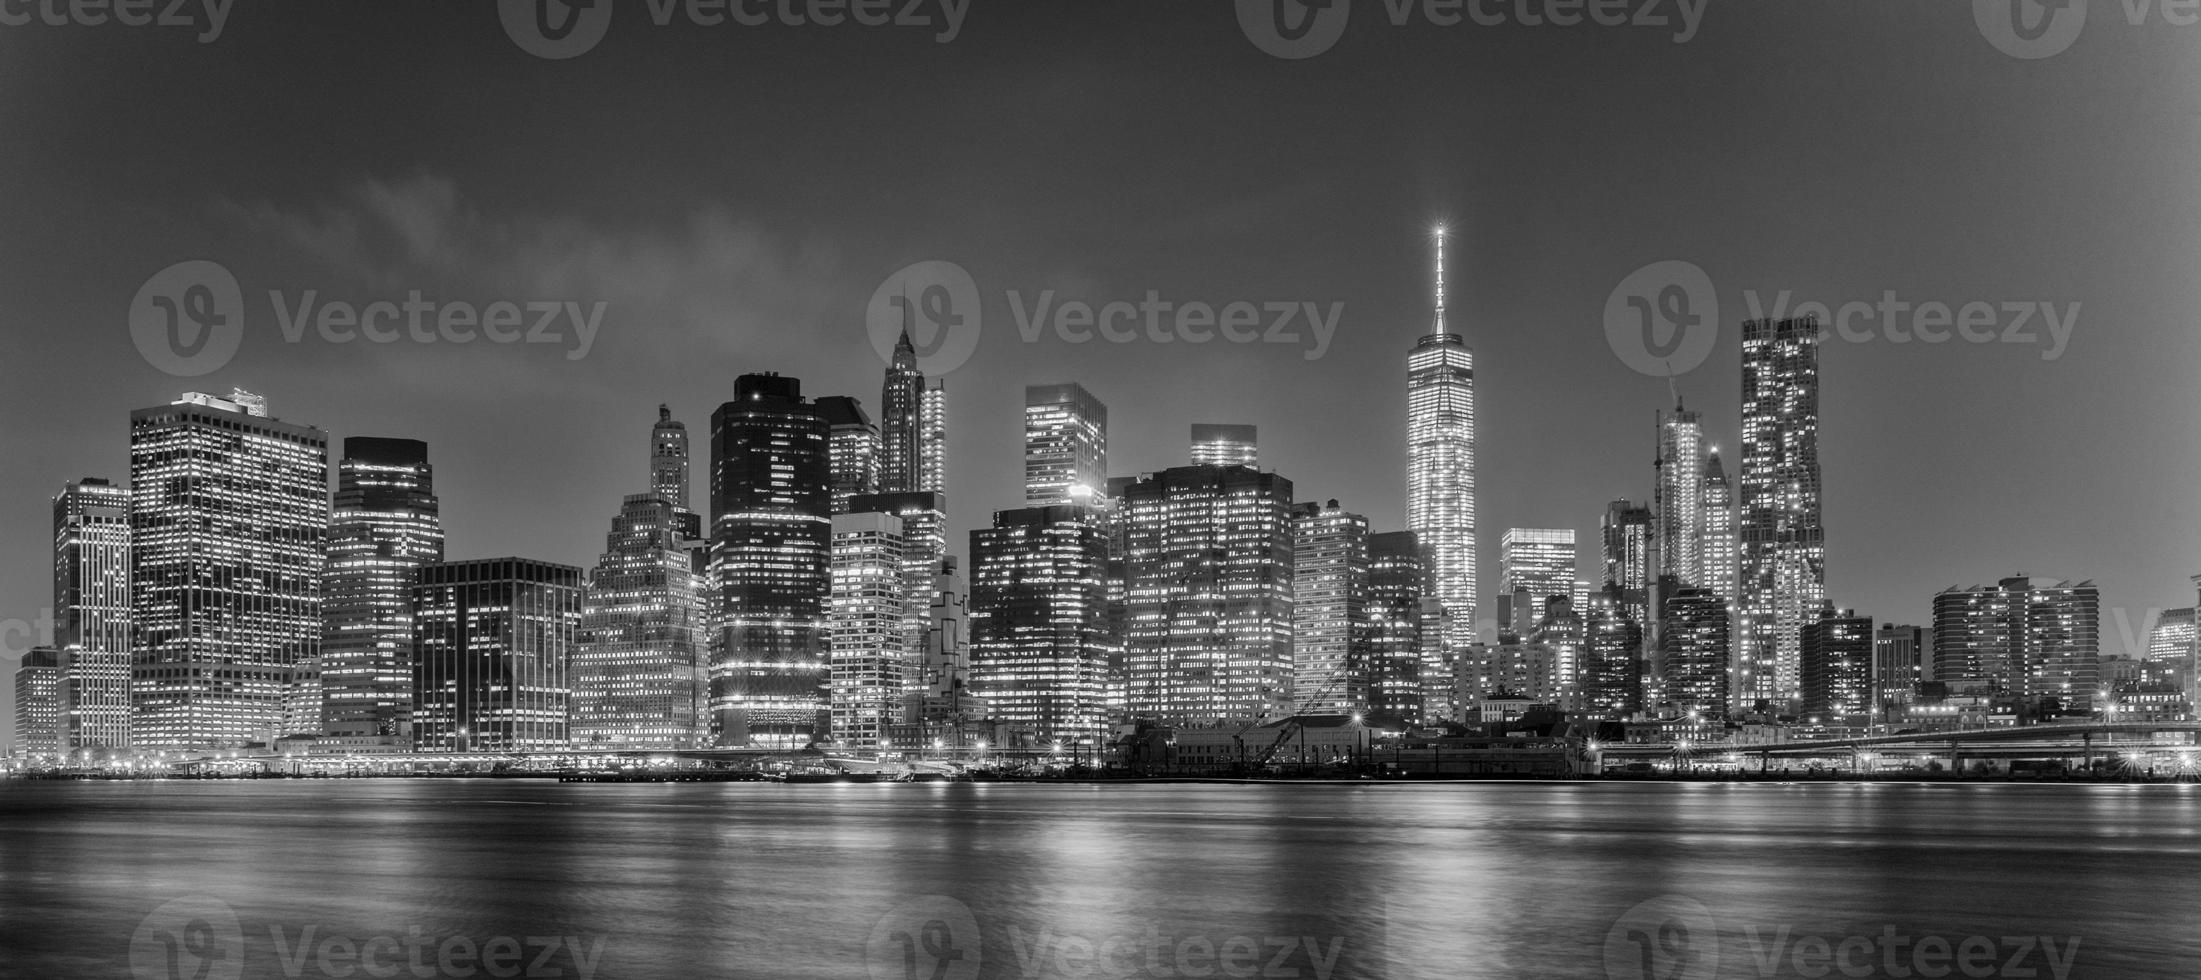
[216, 173, 863, 376]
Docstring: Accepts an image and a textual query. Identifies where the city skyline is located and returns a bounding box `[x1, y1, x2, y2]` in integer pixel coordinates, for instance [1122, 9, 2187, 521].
[4, 3, 2200, 748]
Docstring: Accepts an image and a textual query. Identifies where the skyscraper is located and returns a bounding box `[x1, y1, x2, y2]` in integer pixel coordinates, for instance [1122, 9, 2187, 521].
[1581, 583, 1644, 719]
[13, 648, 61, 765]
[2144, 608, 2195, 697]
[1529, 594, 1585, 707]
[1873, 623, 1926, 717]
[1122, 465, 1295, 725]
[1024, 383, 1108, 508]
[827, 511, 908, 749]
[1190, 424, 1259, 467]
[919, 379, 947, 496]
[652, 404, 691, 514]
[1698, 448, 1739, 603]
[130, 390, 327, 749]
[573, 495, 706, 749]
[878, 328, 946, 497]
[1292, 500, 1369, 715]
[847, 491, 950, 691]
[320, 438, 443, 748]
[53, 478, 131, 752]
[1658, 586, 1730, 721]
[816, 395, 880, 515]
[1801, 606, 1874, 724]
[1366, 531, 1425, 725]
[1933, 576, 2100, 712]
[412, 558, 583, 752]
[1739, 316, 1827, 712]
[1500, 528, 1578, 639]
[1406, 229, 1476, 654]
[969, 505, 1113, 742]
[902, 556, 989, 748]
[708, 374, 832, 747]
[1655, 400, 1706, 584]
[1601, 500, 1654, 638]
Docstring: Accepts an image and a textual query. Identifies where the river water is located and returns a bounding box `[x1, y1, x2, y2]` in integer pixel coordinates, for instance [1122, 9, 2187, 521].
[1, 780, 2193, 979]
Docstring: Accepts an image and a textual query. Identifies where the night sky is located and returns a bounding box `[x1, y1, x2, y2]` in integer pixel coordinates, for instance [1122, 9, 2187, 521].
[3, 1, 2197, 747]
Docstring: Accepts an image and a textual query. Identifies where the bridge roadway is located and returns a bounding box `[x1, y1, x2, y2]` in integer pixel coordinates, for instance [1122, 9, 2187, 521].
[1598, 721, 2201, 767]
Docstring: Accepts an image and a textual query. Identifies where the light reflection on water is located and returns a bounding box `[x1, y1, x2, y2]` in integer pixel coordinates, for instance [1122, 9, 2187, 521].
[3, 780, 2198, 979]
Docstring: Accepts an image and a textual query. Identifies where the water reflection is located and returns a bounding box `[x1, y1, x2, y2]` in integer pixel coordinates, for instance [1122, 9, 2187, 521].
[1, 781, 2195, 978]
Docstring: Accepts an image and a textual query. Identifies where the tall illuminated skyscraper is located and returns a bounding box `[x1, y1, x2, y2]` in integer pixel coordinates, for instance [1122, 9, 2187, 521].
[412, 558, 583, 752]
[1801, 605, 1874, 724]
[708, 374, 832, 747]
[1739, 316, 1827, 712]
[573, 495, 706, 749]
[879, 329, 947, 497]
[817, 396, 880, 515]
[1122, 465, 1295, 725]
[130, 390, 327, 749]
[1655, 400, 1706, 584]
[1601, 501, 1654, 634]
[1025, 383, 1108, 508]
[13, 648, 61, 764]
[827, 511, 908, 749]
[1367, 531, 1425, 725]
[320, 438, 443, 748]
[1499, 528, 1577, 638]
[53, 478, 131, 751]
[1407, 228, 1476, 652]
[1292, 500, 1369, 715]
[919, 379, 947, 495]
[1190, 424, 1258, 467]
[848, 490, 949, 694]
[1581, 584, 1644, 719]
[1698, 448, 1739, 603]
[969, 505, 1112, 742]
[1659, 586, 1730, 721]
[652, 404, 691, 513]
